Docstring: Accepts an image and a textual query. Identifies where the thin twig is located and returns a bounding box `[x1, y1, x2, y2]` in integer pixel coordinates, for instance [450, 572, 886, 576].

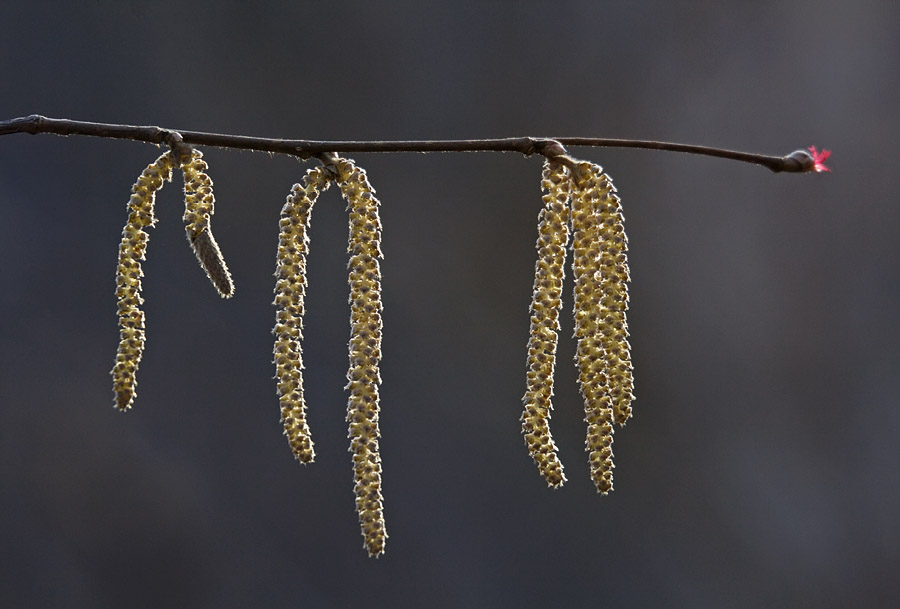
[0, 114, 808, 172]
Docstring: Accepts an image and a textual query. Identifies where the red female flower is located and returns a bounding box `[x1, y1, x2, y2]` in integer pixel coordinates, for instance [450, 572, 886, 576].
[808, 146, 832, 173]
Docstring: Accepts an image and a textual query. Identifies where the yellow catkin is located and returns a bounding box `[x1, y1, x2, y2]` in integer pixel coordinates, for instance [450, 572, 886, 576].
[571, 161, 617, 494]
[335, 157, 387, 558]
[273, 167, 332, 464]
[111, 151, 175, 410]
[593, 172, 634, 426]
[181, 149, 234, 298]
[521, 160, 571, 488]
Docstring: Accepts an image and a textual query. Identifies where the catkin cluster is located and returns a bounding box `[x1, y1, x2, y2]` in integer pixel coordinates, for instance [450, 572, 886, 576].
[522, 157, 633, 495]
[272, 156, 387, 557]
[182, 149, 234, 298]
[107, 137, 634, 556]
[102, 125, 644, 558]
[111, 151, 175, 410]
[522, 161, 572, 488]
[273, 166, 332, 463]
[112, 146, 234, 411]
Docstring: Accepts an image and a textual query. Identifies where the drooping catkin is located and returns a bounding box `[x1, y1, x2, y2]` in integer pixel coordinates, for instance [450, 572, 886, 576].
[570, 161, 617, 494]
[111, 151, 175, 411]
[273, 166, 332, 464]
[334, 157, 387, 558]
[181, 149, 234, 298]
[521, 160, 571, 488]
[593, 172, 634, 426]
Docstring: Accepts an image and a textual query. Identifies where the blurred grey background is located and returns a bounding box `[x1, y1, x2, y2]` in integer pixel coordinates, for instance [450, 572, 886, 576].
[1, 1, 897, 607]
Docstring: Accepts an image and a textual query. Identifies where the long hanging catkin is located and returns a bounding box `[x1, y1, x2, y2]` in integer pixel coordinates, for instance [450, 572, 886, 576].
[111, 151, 175, 411]
[273, 166, 332, 464]
[570, 161, 617, 494]
[521, 160, 572, 488]
[592, 171, 634, 427]
[334, 157, 388, 558]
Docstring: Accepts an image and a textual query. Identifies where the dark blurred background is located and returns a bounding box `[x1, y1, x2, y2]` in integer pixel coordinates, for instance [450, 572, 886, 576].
[1, 1, 897, 607]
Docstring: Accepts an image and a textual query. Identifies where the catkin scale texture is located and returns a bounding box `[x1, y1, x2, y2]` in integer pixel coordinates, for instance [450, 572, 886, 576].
[111, 151, 174, 410]
[571, 162, 618, 494]
[593, 180, 634, 426]
[273, 167, 332, 464]
[335, 158, 388, 558]
[520, 157, 634, 495]
[181, 149, 234, 298]
[522, 161, 571, 488]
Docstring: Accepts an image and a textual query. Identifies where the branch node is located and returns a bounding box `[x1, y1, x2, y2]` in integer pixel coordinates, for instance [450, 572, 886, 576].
[534, 138, 568, 159]
[533, 139, 584, 172]
[27, 114, 46, 134]
[537, 141, 583, 173]
[316, 152, 341, 179]
[164, 131, 191, 166]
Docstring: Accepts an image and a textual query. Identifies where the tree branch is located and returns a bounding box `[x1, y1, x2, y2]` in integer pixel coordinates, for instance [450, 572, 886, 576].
[0, 114, 819, 173]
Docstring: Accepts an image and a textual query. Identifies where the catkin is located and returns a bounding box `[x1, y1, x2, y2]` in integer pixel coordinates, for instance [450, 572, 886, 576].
[335, 157, 388, 558]
[111, 151, 175, 410]
[181, 149, 234, 298]
[273, 167, 332, 463]
[571, 161, 617, 494]
[522, 161, 571, 488]
[593, 173, 634, 426]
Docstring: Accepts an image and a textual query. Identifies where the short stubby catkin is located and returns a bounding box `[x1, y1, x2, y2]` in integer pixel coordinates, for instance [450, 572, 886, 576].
[273, 166, 332, 464]
[335, 157, 388, 558]
[111, 151, 175, 411]
[521, 160, 572, 488]
[181, 149, 234, 298]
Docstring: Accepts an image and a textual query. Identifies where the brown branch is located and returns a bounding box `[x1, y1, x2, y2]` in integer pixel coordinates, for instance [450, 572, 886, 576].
[0, 114, 817, 173]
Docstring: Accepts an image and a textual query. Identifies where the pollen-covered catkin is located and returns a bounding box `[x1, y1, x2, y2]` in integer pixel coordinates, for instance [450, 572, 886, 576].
[181, 149, 234, 298]
[273, 167, 332, 464]
[522, 161, 571, 488]
[335, 157, 388, 558]
[571, 161, 617, 494]
[593, 172, 634, 426]
[111, 151, 175, 411]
